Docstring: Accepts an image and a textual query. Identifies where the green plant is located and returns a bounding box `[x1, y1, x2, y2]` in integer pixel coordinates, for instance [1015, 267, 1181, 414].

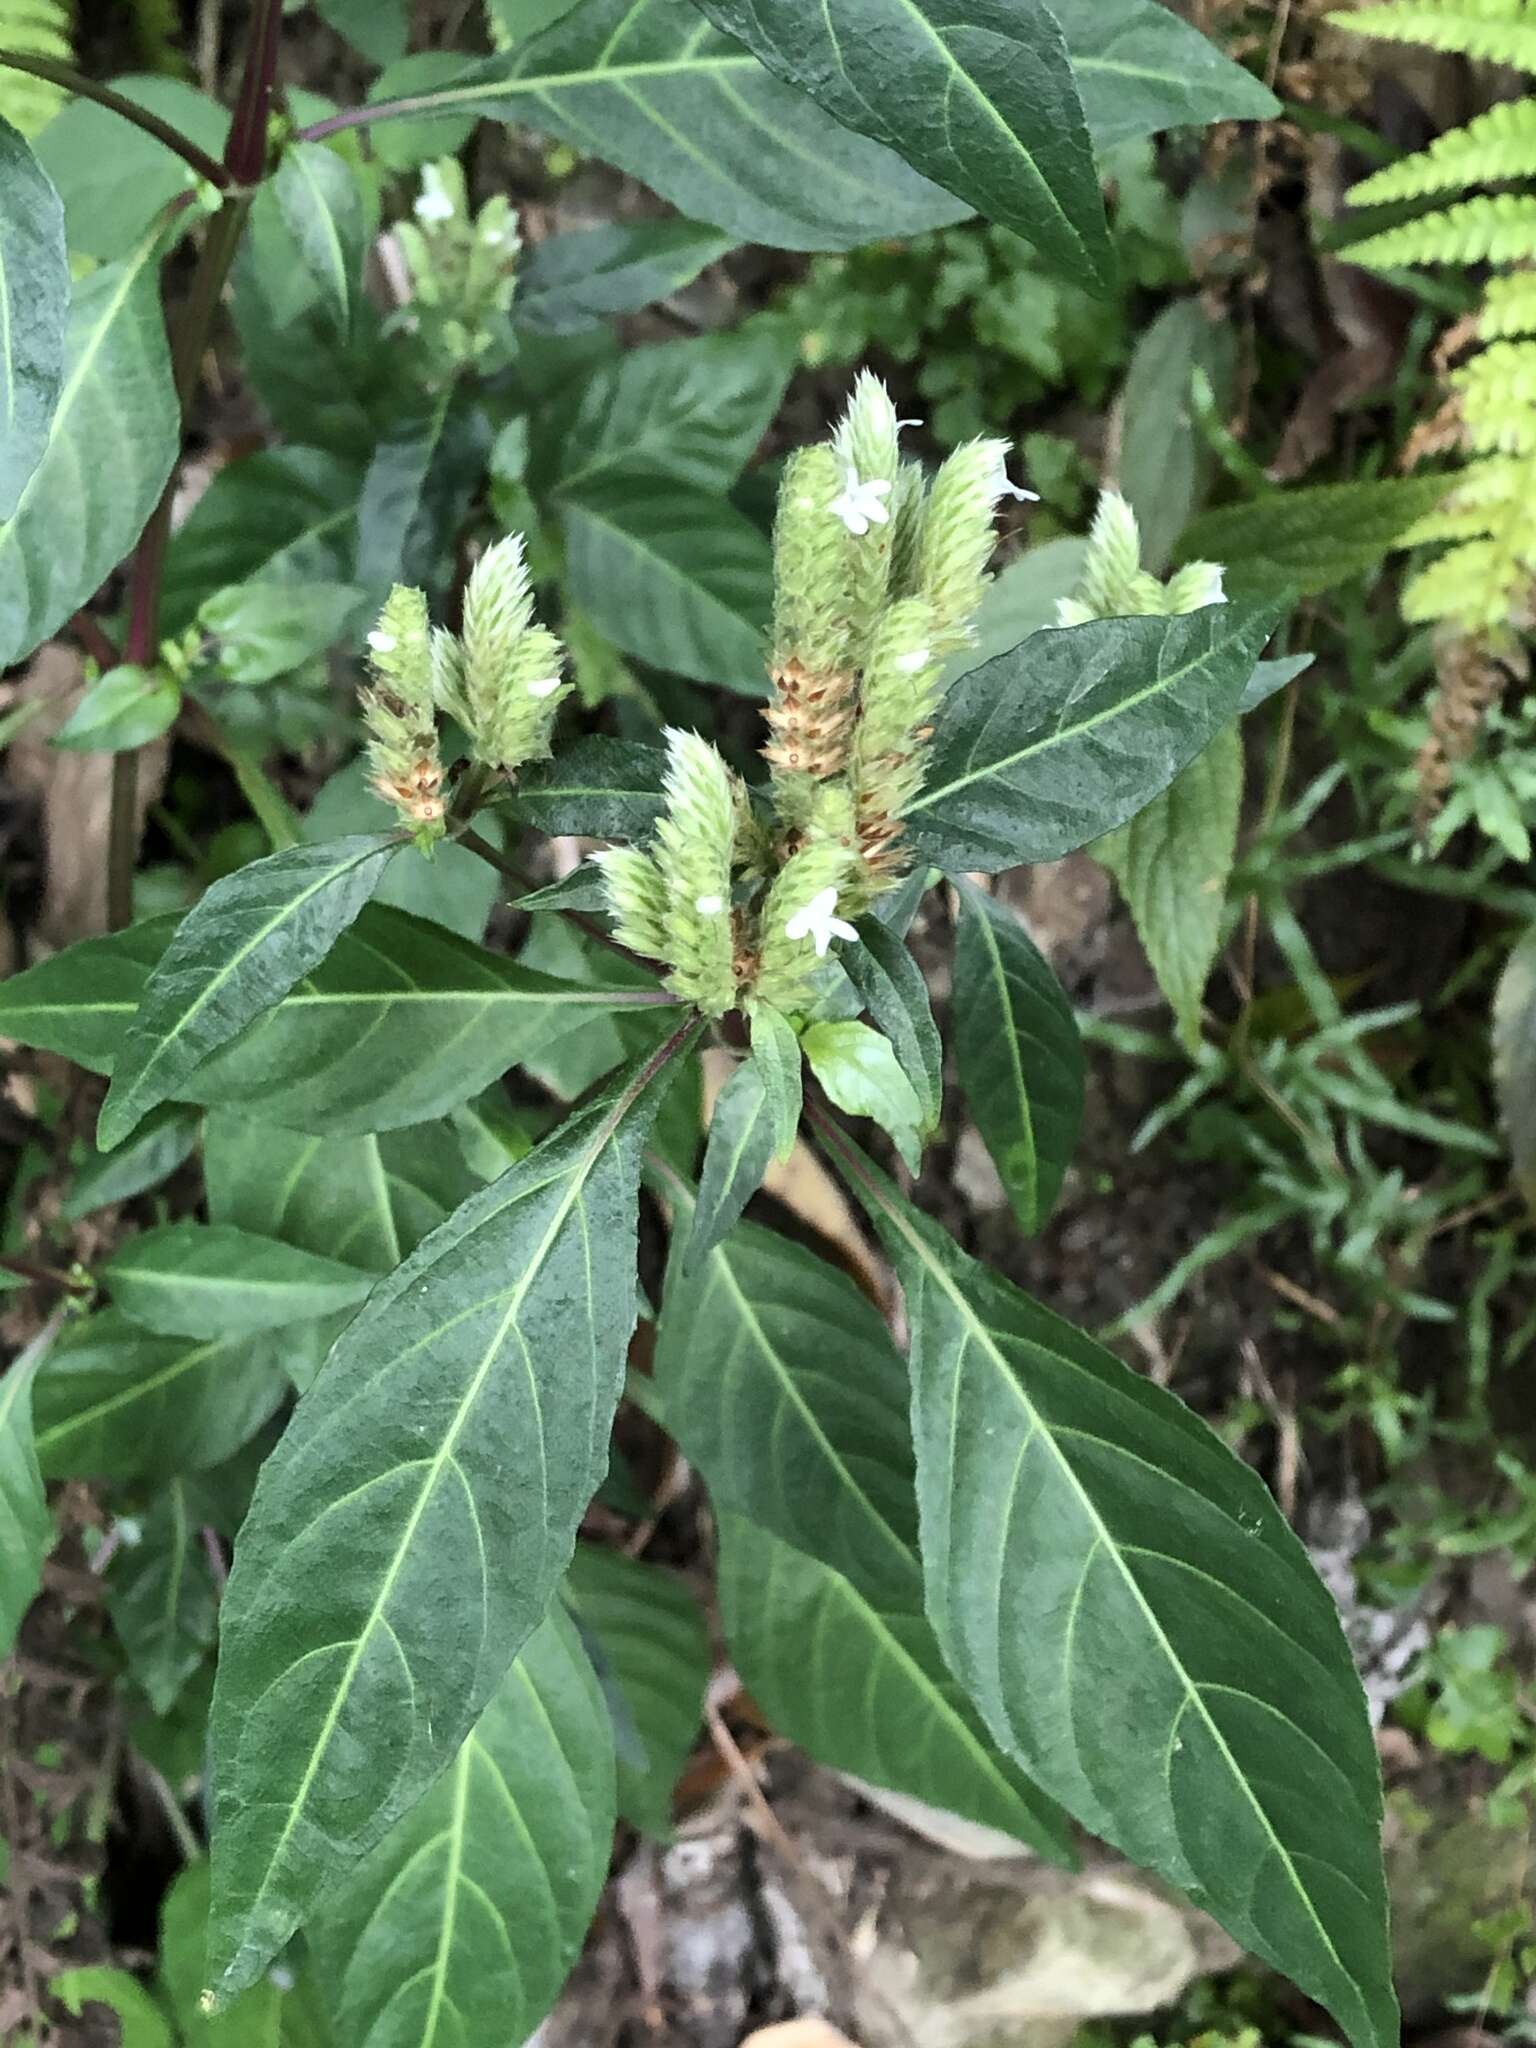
[0, 7, 1410, 2046]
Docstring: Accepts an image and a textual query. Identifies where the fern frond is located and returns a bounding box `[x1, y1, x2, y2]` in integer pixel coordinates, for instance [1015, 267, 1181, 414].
[1457, 337, 1536, 449]
[1346, 192, 1536, 269]
[1404, 537, 1536, 627]
[1480, 270, 1536, 336]
[1328, 0, 1536, 75]
[0, 0, 72, 135]
[1350, 98, 1536, 205]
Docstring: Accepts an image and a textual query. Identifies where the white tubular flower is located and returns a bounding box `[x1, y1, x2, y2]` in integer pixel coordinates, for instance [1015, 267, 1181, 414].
[784, 885, 857, 958]
[413, 168, 456, 224]
[367, 630, 397, 654]
[988, 455, 1040, 506]
[830, 467, 893, 537]
[695, 893, 725, 915]
[524, 674, 562, 698]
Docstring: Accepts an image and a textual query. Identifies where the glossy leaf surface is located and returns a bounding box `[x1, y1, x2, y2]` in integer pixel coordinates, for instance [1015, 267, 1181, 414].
[103, 1224, 376, 1340]
[0, 115, 68, 521]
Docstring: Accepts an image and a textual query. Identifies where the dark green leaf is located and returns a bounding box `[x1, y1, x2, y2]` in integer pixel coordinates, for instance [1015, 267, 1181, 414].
[952, 879, 1083, 1234]
[159, 1861, 291, 2047]
[308, 1607, 614, 2048]
[1240, 652, 1312, 716]
[0, 1319, 54, 1653]
[906, 603, 1282, 872]
[62, 1104, 199, 1222]
[355, 385, 488, 602]
[272, 144, 365, 332]
[33, 76, 228, 259]
[1118, 299, 1236, 573]
[51, 663, 181, 752]
[0, 232, 178, 669]
[696, 0, 1114, 288]
[843, 920, 942, 1135]
[109, 1480, 218, 1715]
[51, 1969, 173, 2047]
[824, 1135, 1397, 2048]
[315, 0, 408, 64]
[652, 1192, 1071, 1854]
[509, 737, 667, 840]
[33, 1310, 290, 1483]
[205, 1031, 696, 2002]
[748, 1001, 802, 1161]
[0, 115, 68, 522]
[103, 1224, 376, 1340]
[1494, 925, 1536, 1209]
[518, 220, 735, 334]
[801, 1019, 924, 1171]
[1179, 476, 1451, 599]
[304, 759, 497, 941]
[687, 1058, 776, 1268]
[1095, 724, 1243, 1051]
[1048, 0, 1279, 149]
[561, 474, 772, 692]
[566, 1544, 709, 1838]
[99, 835, 400, 1150]
[361, 0, 969, 251]
[200, 580, 363, 684]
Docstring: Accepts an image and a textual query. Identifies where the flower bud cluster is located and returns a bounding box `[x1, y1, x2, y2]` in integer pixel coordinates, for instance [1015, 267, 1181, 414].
[361, 535, 569, 843]
[395, 157, 520, 374]
[1056, 490, 1226, 626]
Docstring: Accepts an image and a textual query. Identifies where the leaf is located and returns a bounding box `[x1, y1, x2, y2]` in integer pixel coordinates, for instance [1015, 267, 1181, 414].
[561, 473, 773, 692]
[160, 1862, 288, 2047]
[315, 0, 408, 64]
[822, 1134, 1397, 2048]
[951, 879, 1084, 1235]
[98, 834, 400, 1150]
[842, 920, 942, 1135]
[1046, 0, 1279, 150]
[941, 539, 1089, 687]
[109, 1479, 219, 1715]
[32, 1310, 291, 1482]
[906, 602, 1282, 873]
[539, 329, 791, 495]
[1095, 724, 1243, 1052]
[103, 1224, 376, 1340]
[50, 662, 181, 751]
[565, 1544, 709, 1838]
[0, 1319, 54, 1654]
[307, 1606, 614, 2048]
[0, 115, 67, 522]
[62, 1104, 199, 1222]
[695, 0, 1113, 289]
[33, 75, 228, 258]
[304, 758, 497, 941]
[1178, 475, 1451, 599]
[1494, 924, 1536, 1209]
[363, 0, 969, 251]
[0, 230, 178, 670]
[204, 1029, 697, 2003]
[0, 902, 669, 1135]
[1117, 298, 1236, 573]
[51, 1968, 174, 2048]
[518, 219, 735, 334]
[748, 1002, 802, 1161]
[271, 144, 365, 332]
[651, 1190, 1071, 1855]
[200, 580, 363, 684]
[801, 1020, 925, 1172]
[687, 1058, 777, 1268]
[509, 737, 668, 839]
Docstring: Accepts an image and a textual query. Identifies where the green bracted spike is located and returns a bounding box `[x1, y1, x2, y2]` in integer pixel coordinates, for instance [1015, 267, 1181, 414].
[361, 586, 445, 850]
[653, 729, 742, 1017]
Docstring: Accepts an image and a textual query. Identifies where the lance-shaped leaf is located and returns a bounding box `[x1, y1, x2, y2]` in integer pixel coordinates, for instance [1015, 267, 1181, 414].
[905, 603, 1281, 873]
[508, 738, 668, 840]
[0, 1319, 55, 1654]
[687, 1057, 777, 1268]
[952, 879, 1083, 1236]
[652, 1185, 1071, 1856]
[32, 1311, 291, 1483]
[819, 1127, 1397, 2048]
[748, 1002, 802, 1161]
[205, 1027, 697, 2005]
[518, 219, 735, 334]
[272, 143, 365, 333]
[307, 1607, 615, 2048]
[1048, 0, 1279, 149]
[109, 1479, 219, 1716]
[103, 1224, 376, 1340]
[565, 1544, 709, 1839]
[0, 902, 673, 1135]
[0, 226, 178, 669]
[0, 117, 68, 521]
[358, 0, 968, 252]
[843, 919, 942, 1135]
[99, 835, 400, 1150]
[696, 0, 1113, 289]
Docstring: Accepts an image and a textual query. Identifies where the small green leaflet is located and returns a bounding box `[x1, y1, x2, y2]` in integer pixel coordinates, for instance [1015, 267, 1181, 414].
[906, 603, 1281, 873]
[951, 879, 1083, 1235]
[358, 0, 969, 252]
[1047, 0, 1280, 149]
[696, 0, 1114, 289]
[0, 116, 68, 522]
[103, 1224, 376, 1340]
[51, 663, 181, 752]
[308, 1608, 615, 2048]
[109, 1480, 219, 1715]
[0, 1317, 57, 1654]
[687, 1057, 777, 1268]
[748, 1002, 802, 1161]
[823, 1130, 1397, 2048]
[509, 737, 667, 840]
[0, 227, 179, 670]
[801, 1019, 925, 1172]
[98, 835, 400, 1149]
[652, 1182, 1071, 1856]
[842, 920, 942, 1135]
[565, 1544, 710, 1838]
[272, 144, 365, 332]
[205, 1027, 698, 2004]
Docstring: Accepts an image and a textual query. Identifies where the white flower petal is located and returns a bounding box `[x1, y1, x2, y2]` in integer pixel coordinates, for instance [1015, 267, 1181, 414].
[525, 675, 562, 699]
[367, 630, 397, 654]
[896, 646, 931, 673]
[695, 893, 725, 915]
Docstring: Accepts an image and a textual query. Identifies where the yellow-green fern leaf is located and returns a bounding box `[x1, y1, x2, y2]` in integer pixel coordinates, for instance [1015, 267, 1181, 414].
[1480, 271, 1536, 338]
[1346, 192, 1536, 269]
[1349, 98, 1536, 205]
[1329, 0, 1536, 75]
[1403, 539, 1531, 629]
[0, 0, 73, 134]
[1457, 338, 1536, 451]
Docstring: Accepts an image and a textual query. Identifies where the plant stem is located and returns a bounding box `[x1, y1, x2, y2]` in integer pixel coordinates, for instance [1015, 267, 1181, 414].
[0, 49, 231, 185]
[104, 0, 284, 931]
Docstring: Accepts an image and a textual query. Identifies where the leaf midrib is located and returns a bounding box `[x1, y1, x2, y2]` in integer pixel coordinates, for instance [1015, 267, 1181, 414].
[964, 892, 1037, 1227]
